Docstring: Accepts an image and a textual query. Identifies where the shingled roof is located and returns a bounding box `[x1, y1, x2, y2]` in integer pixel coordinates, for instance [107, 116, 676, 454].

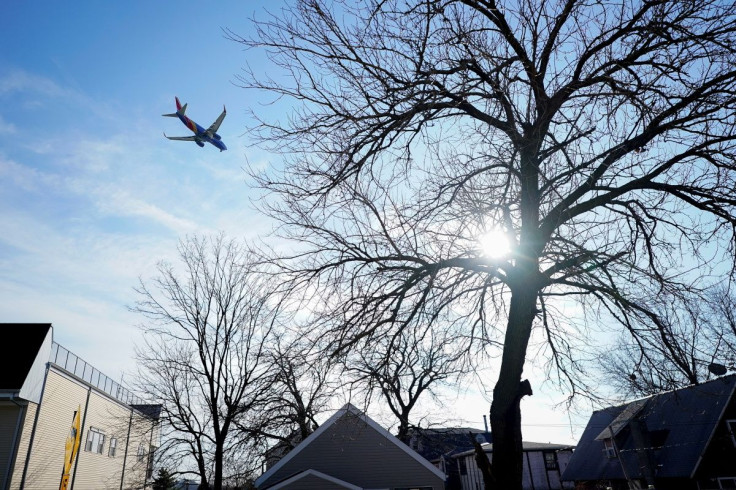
[562, 374, 736, 482]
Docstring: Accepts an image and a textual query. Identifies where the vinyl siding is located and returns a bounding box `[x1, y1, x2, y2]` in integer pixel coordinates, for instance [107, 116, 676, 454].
[8, 402, 36, 490]
[18, 369, 88, 490]
[260, 411, 444, 489]
[6, 367, 158, 490]
[121, 409, 157, 490]
[278, 473, 355, 490]
[73, 390, 129, 490]
[0, 404, 25, 490]
[457, 450, 574, 490]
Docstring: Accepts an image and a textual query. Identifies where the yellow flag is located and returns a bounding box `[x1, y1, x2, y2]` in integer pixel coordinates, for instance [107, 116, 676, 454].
[60, 405, 81, 490]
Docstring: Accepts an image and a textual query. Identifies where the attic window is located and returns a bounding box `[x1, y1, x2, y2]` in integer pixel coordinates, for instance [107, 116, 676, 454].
[543, 451, 558, 470]
[602, 438, 617, 458]
[728, 420, 736, 448]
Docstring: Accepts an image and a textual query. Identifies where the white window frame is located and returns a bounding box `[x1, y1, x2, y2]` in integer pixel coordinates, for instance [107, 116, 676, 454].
[137, 443, 147, 462]
[543, 451, 558, 470]
[108, 436, 117, 457]
[718, 476, 736, 489]
[602, 438, 617, 458]
[84, 427, 106, 454]
[727, 419, 736, 447]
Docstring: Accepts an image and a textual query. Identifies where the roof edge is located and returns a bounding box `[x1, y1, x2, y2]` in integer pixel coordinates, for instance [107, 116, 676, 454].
[255, 402, 445, 487]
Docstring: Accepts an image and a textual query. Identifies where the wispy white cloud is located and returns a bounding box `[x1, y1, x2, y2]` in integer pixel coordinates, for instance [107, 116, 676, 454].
[0, 114, 17, 134]
[0, 69, 72, 98]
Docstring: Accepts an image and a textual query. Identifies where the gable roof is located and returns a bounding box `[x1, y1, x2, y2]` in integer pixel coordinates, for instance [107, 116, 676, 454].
[0, 323, 51, 392]
[562, 374, 736, 482]
[265, 469, 361, 490]
[255, 403, 446, 488]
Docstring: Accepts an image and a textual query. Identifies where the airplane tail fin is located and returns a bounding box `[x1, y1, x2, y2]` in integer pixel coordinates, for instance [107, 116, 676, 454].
[162, 96, 187, 117]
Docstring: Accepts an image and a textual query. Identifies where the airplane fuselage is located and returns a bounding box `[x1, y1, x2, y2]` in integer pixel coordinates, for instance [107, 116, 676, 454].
[177, 113, 227, 151]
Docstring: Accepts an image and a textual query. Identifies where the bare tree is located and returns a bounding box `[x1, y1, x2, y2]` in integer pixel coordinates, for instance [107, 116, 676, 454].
[605, 285, 736, 397]
[238, 334, 338, 464]
[131, 234, 277, 490]
[231, 1, 736, 487]
[346, 326, 468, 442]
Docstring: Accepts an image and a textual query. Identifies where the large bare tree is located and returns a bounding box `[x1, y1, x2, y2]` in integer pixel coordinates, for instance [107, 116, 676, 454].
[131, 234, 277, 490]
[231, 1, 736, 487]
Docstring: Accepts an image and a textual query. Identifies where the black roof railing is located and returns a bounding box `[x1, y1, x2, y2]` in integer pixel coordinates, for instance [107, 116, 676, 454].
[49, 341, 144, 406]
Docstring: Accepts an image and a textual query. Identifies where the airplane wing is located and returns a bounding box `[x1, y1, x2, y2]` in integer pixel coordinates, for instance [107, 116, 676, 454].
[206, 106, 227, 134]
[164, 133, 197, 141]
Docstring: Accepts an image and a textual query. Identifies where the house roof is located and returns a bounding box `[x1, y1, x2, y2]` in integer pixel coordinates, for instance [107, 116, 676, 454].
[0, 323, 51, 393]
[407, 426, 492, 462]
[562, 374, 736, 482]
[452, 441, 574, 458]
[255, 403, 446, 488]
[130, 403, 163, 421]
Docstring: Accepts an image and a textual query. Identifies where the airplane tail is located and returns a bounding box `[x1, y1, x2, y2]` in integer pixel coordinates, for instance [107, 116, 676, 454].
[162, 96, 187, 117]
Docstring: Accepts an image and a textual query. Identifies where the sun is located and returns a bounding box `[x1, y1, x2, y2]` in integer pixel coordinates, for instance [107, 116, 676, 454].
[478, 229, 511, 258]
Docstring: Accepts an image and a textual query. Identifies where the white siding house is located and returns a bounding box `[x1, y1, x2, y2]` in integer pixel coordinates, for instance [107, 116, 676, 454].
[0, 324, 161, 490]
[453, 441, 574, 490]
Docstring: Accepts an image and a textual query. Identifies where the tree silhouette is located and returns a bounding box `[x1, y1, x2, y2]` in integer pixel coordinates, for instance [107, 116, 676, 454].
[232, 1, 736, 487]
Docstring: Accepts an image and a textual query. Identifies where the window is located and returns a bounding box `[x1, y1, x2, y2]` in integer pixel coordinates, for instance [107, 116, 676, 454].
[137, 443, 146, 462]
[602, 438, 616, 458]
[727, 420, 736, 447]
[84, 427, 106, 454]
[108, 437, 117, 457]
[543, 451, 558, 470]
[718, 477, 736, 489]
[146, 446, 156, 480]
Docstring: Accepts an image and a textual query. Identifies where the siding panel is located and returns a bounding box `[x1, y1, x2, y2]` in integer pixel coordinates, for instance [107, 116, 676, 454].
[262, 411, 443, 489]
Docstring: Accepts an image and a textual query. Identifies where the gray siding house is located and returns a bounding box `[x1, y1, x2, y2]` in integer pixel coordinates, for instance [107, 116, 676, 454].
[255, 403, 446, 490]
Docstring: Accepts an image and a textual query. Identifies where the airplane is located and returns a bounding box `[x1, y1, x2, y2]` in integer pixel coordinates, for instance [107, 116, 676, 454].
[162, 96, 227, 151]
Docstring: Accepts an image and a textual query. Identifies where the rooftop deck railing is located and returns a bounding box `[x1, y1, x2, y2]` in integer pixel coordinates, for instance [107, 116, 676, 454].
[49, 341, 144, 406]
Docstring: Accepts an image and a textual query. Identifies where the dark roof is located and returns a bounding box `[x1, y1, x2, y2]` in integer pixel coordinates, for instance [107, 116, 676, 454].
[131, 404, 163, 420]
[562, 374, 736, 482]
[0, 323, 51, 391]
[407, 427, 492, 462]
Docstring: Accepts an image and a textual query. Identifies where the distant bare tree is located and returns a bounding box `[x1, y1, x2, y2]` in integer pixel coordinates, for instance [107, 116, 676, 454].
[231, 1, 736, 487]
[347, 326, 468, 442]
[605, 286, 736, 397]
[238, 334, 338, 461]
[131, 234, 276, 490]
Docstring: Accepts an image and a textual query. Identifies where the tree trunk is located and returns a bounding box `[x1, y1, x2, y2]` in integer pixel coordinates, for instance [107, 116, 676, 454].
[490, 284, 537, 489]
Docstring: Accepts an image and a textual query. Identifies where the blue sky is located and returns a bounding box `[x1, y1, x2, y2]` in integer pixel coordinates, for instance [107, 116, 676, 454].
[0, 1, 585, 443]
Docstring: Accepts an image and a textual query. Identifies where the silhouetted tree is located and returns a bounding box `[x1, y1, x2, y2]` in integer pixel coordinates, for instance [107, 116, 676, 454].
[237, 335, 338, 461]
[605, 286, 736, 396]
[152, 468, 177, 490]
[347, 326, 468, 442]
[232, 1, 736, 487]
[131, 234, 277, 490]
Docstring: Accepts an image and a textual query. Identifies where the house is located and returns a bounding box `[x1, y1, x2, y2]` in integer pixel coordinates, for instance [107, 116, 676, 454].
[562, 374, 736, 490]
[255, 403, 446, 489]
[406, 426, 492, 487]
[0, 323, 161, 490]
[450, 440, 574, 490]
